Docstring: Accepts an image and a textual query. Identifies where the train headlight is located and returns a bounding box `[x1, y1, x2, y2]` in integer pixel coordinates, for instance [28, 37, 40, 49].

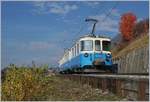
[106, 53, 111, 58]
[84, 53, 89, 57]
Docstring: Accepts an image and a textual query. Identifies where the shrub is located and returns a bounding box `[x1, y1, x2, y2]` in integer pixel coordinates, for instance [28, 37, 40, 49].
[133, 18, 149, 37]
[1, 65, 52, 101]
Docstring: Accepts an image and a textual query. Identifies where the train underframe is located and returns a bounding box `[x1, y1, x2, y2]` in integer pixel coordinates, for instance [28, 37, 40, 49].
[59, 64, 118, 74]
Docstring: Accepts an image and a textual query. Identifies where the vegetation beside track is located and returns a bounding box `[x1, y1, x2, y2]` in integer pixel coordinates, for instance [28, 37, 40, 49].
[2, 65, 123, 101]
[112, 34, 149, 57]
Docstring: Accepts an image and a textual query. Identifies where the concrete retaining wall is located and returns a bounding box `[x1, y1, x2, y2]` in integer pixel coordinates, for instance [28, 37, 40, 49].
[112, 45, 149, 73]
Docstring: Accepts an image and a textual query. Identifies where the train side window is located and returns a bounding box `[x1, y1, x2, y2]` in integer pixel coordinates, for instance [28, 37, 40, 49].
[76, 44, 78, 56]
[81, 40, 93, 51]
[76, 45, 78, 56]
[72, 48, 74, 57]
[74, 46, 76, 56]
[75, 46, 76, 56]
[102, 41, 111, 51]
[81, 41, 84, 51]
[77, 44, 79, 54]
[71, 48, 72, 57]
[73, 48, 74, 57]
[95, 40, 101, 51]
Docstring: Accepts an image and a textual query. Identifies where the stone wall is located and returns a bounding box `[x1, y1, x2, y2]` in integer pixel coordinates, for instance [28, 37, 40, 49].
[112, 45, 149, 73]
[61, 74, 149, 101]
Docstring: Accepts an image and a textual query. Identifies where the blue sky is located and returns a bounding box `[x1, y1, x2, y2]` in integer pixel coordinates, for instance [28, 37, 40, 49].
[1, 1, 149, 68]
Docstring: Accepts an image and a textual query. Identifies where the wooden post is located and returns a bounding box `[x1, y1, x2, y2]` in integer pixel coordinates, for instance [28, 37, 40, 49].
[116, 80, 122, 96]
[138, 80, 146, 101]
[102, 79, 107, 92]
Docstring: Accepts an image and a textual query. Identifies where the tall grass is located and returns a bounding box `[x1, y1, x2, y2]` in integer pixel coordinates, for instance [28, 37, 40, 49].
[1, 64, 123, 101]
[1, 64, 52, 101]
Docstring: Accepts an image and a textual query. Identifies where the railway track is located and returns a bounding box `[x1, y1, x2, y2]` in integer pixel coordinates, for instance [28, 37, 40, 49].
[61, 72, 149, 76]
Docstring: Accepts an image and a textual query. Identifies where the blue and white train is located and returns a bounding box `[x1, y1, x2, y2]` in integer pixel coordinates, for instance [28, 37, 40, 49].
[58, 35, 117, 73]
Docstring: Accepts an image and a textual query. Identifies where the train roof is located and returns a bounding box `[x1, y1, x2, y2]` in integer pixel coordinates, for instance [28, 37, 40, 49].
[79, 34, 111, 39]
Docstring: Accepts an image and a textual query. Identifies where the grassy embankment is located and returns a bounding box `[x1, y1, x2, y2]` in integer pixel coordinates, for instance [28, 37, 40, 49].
[111, 34, 149, 58]
[2, 65, 123, 101]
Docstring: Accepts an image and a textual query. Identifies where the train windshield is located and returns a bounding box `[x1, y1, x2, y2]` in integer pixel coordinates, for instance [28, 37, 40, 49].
[102, 41, 111, 51]
[81, 40, 93, 51]
[95, 40, 101, 51]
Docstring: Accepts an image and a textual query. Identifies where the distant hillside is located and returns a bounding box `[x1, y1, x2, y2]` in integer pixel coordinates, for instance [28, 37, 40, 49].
[112, 34, 149, 58]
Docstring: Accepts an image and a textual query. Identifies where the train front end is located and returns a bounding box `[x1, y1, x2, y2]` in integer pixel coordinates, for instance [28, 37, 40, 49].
[92, 40, 112, 67]
[80, 36, 115, 72]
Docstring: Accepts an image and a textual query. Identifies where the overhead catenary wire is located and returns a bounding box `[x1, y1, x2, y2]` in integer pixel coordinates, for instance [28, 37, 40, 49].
[75, 1, 105, 35]
[63, 2, 107, 44]
[85, 2, 119, 37]
[100, 2, 119, 23]
[72, 2, 107, 40]
[87, 1, 106, 18]
[62, 2, 119, 52]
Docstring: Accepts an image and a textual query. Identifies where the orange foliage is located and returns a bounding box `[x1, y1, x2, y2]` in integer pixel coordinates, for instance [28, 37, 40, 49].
[119, 12, 137, 41]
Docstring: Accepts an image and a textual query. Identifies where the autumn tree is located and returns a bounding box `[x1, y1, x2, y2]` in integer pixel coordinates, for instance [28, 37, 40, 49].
[119, 12, 137, 41]
[133, 18, 149, 37]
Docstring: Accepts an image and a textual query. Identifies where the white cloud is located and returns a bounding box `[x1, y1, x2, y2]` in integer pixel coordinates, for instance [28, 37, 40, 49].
[27, 41, 64, 52]
[33, 1, 45, 8]
[49, 4, 77, 14]
[14, 41, 62, 51]
[88, 14, 119, 33]
[32, 2, 78, 15]
[86, 1, 101, 7]
[29, 41, 51, 50]
[110, 8, 120, 17]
